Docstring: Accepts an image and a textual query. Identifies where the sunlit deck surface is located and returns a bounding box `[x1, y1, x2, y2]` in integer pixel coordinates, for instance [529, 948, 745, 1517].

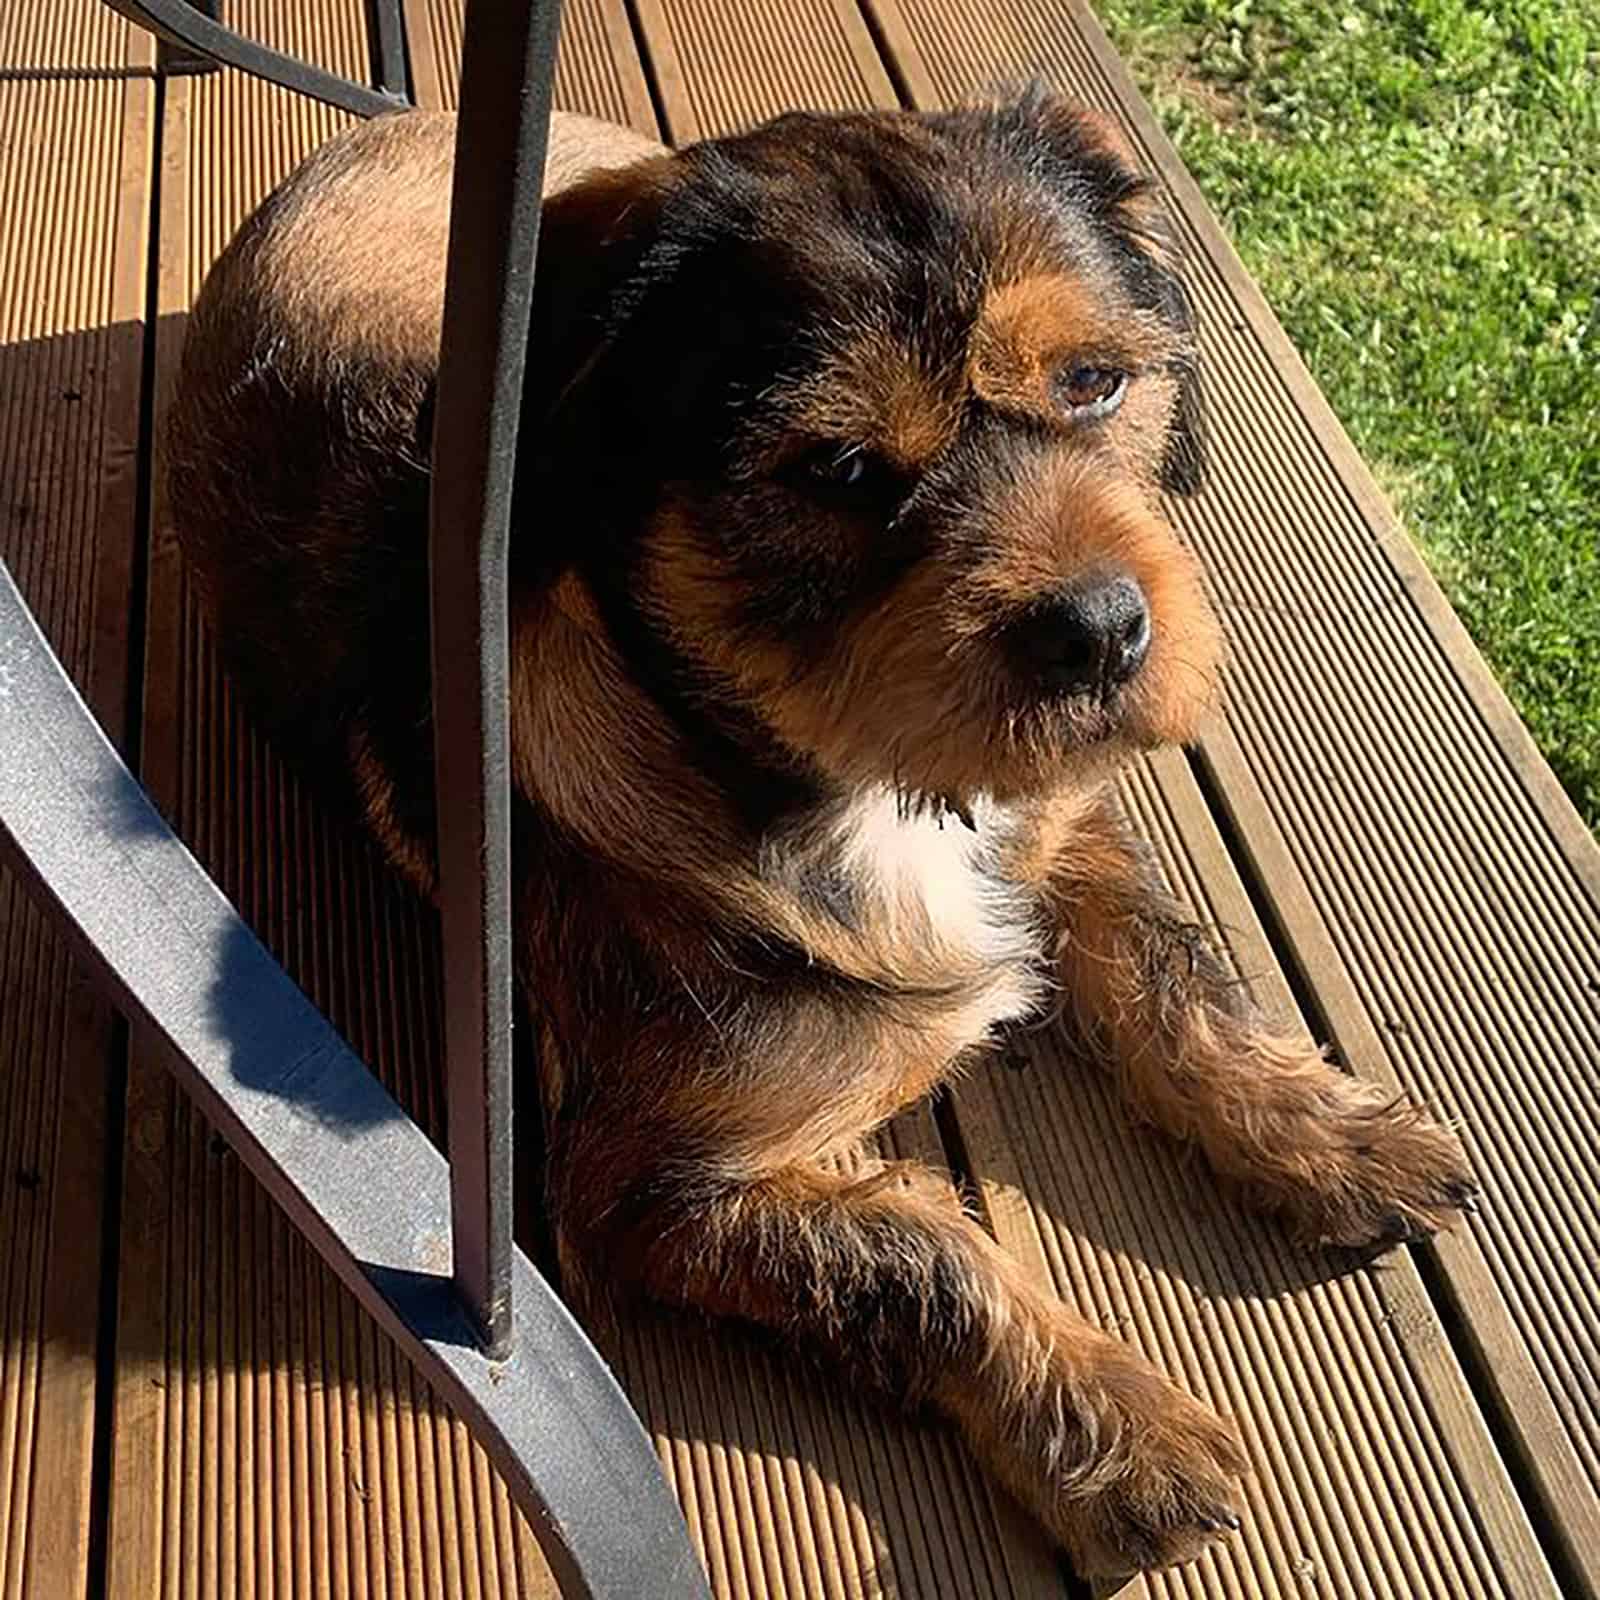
[4, 1, 1599, 1594]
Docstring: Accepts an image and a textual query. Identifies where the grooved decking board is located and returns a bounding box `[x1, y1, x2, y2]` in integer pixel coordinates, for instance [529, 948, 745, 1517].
[864, 0, 1600, 1587]
[102, 5, 554, 1595]
[0, 0, 127, 71]
[407, 10, 1066, 1594]
[0, 7, 151, 1596]
[404, 0, 655, 133]
[624, 6, 1563, 1596]
[631, 0, 895, 141]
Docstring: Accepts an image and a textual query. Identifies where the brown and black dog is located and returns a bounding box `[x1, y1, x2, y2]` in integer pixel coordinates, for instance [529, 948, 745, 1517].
[166, 93, 1474, 1576]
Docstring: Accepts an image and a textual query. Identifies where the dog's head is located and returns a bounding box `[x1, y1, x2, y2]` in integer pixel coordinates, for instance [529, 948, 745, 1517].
[526, 89, 1222, 810]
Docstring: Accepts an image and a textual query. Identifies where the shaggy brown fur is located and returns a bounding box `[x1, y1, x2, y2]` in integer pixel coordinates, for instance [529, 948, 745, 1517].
[165, 92, 1474, 1577]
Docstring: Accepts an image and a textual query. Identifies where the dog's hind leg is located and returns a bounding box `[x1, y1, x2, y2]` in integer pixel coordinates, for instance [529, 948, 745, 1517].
[1037, 794, 1476, 1247]
[582, 1155, 1244, 1576]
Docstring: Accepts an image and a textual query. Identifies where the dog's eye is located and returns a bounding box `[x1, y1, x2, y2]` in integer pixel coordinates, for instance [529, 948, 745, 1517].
[797, 444, 896, 500]
[808, 446, 870, 487]
[1057, 366, 1127, 418]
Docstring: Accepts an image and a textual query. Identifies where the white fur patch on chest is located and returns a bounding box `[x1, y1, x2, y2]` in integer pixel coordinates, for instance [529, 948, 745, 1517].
[774, 787, 1047, 1041]
[835, 789, 1025, 954]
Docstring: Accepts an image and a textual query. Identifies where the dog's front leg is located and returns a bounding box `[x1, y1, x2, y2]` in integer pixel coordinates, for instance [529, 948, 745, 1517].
[1037, 794, 1476, 1247]
[604, 1156, 1244, 1575]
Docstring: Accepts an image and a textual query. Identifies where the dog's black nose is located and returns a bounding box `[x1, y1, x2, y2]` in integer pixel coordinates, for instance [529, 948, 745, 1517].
[1012, 574, 1151, 696]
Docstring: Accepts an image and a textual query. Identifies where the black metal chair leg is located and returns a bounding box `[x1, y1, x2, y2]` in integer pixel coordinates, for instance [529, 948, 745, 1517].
[428, 0, 569, 1363]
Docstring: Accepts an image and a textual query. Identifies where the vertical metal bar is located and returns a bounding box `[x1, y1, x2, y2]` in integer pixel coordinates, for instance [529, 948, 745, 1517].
[368, 0, 409, 99]
[430, 0, 564, 1359]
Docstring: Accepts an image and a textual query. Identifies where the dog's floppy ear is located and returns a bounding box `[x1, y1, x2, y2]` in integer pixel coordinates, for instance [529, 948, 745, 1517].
[1003, 88, 1208, 495]
[1109, 159, 1207, 498]
[526, 152, 678, 423]
[1139, 231, 1207, 497]
[509, 152, 679, 579]
[527, 141, 778, 486]
[1156, 313, 1206, 494]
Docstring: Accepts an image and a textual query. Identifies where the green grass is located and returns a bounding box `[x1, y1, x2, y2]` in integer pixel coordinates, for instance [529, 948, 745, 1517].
[1095, 0, 1600, 830]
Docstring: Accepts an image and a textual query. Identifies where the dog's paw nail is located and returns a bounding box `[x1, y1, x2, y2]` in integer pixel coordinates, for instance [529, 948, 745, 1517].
[1378, 1212, 1419, 1244]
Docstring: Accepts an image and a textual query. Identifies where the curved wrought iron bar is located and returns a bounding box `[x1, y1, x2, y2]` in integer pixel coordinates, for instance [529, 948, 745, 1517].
[101, 0, 407, 116]
[0, 557, 709, 1600]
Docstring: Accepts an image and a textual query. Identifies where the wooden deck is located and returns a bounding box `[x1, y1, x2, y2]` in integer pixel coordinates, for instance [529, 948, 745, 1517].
[2, 0, 1598, 1595]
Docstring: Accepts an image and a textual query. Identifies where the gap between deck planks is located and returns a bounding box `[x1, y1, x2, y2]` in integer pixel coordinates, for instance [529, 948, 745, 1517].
[0, 6, 152, 1597]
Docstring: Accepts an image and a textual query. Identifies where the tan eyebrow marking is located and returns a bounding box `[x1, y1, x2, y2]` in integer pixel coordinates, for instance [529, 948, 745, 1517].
[780, 330, 964, 469]
[971, 273, 1169, 421]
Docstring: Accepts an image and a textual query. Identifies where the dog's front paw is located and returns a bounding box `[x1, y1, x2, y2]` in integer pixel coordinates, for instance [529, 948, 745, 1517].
[1269, 1077, 1477, 1249]
[1062, 1375, 1248, 1576]
[980, 1334, 1249, 1576]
